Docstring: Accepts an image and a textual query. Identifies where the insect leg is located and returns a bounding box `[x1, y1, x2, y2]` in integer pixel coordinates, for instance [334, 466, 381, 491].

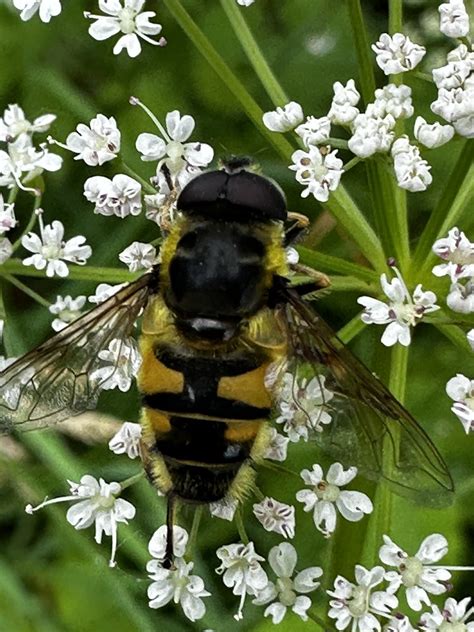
[163, 493, 177, 570]
[284, 212, 310, 246]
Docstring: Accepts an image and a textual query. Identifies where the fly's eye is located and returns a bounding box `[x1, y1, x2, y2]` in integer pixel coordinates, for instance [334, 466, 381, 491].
[239, 236, 265, 258]
[178, 231, 198, 251]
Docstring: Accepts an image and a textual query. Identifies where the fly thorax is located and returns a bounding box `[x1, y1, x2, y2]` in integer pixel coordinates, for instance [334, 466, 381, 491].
[399, 556, 424, 587]
[276, 577, 297, 607]
[348, 586, 369, 617]
[119, 7, 138, 33]
[315, 481, 340, 502]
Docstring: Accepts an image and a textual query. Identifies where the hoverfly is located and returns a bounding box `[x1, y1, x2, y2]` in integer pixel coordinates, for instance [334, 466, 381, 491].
[0, 160, 453, 566]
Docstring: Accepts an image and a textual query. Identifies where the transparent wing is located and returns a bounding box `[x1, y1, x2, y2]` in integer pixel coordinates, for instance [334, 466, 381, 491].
[278, 288, 454, 507]
[0, 274, 153, 434]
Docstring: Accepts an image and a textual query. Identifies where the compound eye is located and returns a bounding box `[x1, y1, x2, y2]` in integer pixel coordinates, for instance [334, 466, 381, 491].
[177, 230, 198, 251]
[239, 235, 265, 258]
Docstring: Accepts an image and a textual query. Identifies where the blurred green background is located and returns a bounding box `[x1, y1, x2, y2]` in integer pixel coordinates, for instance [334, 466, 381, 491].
[0, 0, 473, 630]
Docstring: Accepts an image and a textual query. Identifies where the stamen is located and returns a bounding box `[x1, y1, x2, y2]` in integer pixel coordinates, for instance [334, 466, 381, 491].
[25, 494, 79, 513]
[129, 97, 170, 142]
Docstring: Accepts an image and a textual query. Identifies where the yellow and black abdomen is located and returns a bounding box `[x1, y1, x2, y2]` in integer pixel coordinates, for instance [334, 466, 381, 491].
[137, 334, 275, 503]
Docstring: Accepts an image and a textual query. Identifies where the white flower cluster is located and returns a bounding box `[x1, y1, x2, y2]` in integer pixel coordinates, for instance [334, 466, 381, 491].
[432, 227, 474, 313]
[328, 533, 473, 632]
[12, 0, 166, 59]
[431, 43, 474, 138]
[147, 526, 210, 621]
[358, 267, 439, 347]
[25, 474, 136, 567]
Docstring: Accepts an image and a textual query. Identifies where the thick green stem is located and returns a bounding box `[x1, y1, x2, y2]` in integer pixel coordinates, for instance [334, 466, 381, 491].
[3, 273, 50, 308]
[161, 0, 294, 160]
[11, 193, 42, 253]
[219, 0, 289, 105]
[338, 313, 366, 344]
[389, 0, 403, 85]
[298, 246, 379, 283]
[412, 140, 474, 281]
[347, 0, 410, 270]
[0, 259, 137, 284]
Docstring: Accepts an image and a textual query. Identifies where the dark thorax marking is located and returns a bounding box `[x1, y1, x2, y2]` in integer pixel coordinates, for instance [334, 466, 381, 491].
[142, 347, 270, 420]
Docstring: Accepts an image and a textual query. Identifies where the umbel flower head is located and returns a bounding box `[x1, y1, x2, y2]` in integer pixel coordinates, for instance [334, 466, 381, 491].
[25, 475, 136, 567]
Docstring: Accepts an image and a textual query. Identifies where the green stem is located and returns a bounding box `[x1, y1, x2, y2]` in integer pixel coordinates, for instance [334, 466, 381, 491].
[162, 0, 294, 160]
[119, 471, 145, 490]
[119, 159, 157, 195]
[219, 0, 289, 105]
[0, 259, 137, 284]
[434, 323, 472, 352]
[327, 137, 349, 150]
[412, 140, 474, 281]
[412, 71, 433, 83]
[329, 276, 373, 293]
[298, 246, 379, 283]
[260, 461, 300, 479]
[11, 193, 42, 253]
[337, 313, 366, 344]
[3, 273, 50, 308]
[389, 0, 403, 85]
[7, 186, 19, 205]
[343, 156, 362, 172]
[234, 507, 249, 544]
[347, 0, 376, 102]
[186, 506, 204, 558]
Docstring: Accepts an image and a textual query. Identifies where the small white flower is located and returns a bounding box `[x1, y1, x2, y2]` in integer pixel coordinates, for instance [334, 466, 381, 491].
[13, 0, 61, 22]
[237, 0, 255, 5]
[414, 116, 455, 148]
[439, 0, 470, 39]
[136, 110, 213, 183]
[285, 246, 299, 266]
[215, 542, 268, 621]
[85, 0, 165, 58]
[262, 101, 304, 132]
[467, 329, 474, 351]
[119, 241, 156, 272]
[372, 33, 426, 75]
[432, 227, 474, 282]
[379, 534, 451, 611]
[391, 135, 433, 192]
[295, 115, 331, 146]
[147, 524, 189, 566]
[49, 295, 87, 331]
[253, 497, 295, 539]
[328, 565, 398, 632]
[66, 114, 120, 166]
[0, 195, 17, 234]
[84, 174, 142, 218]
[0, 104, 56, 142]
[420, 596, 474, 631]
[447, 280, 474, 313]
[25, 474, 136, 567]
[0, 134, 62, 189]
[88, 282, 127, 304]
[446, 373, 474, 433]
[263, 427, 289, 462]
[328, 79, 361, 125]
[383, 614, 417, 632]
[373, 84, 414, 119]
[22, 219, 92, 278]
[209, 498, 238, 521]
[348, 112, 395, 157]
[358, 268, 439, 347]
[296, 463, 373, 537]
[0, 238, 13, 264]
[108, 422, 142, 459]
[290, 145, 344, 202]
[253, 542, 322, 624]
[148, 557, 210, 621]
[275, 372, 333, 442]
[90, 337, 141, 392]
